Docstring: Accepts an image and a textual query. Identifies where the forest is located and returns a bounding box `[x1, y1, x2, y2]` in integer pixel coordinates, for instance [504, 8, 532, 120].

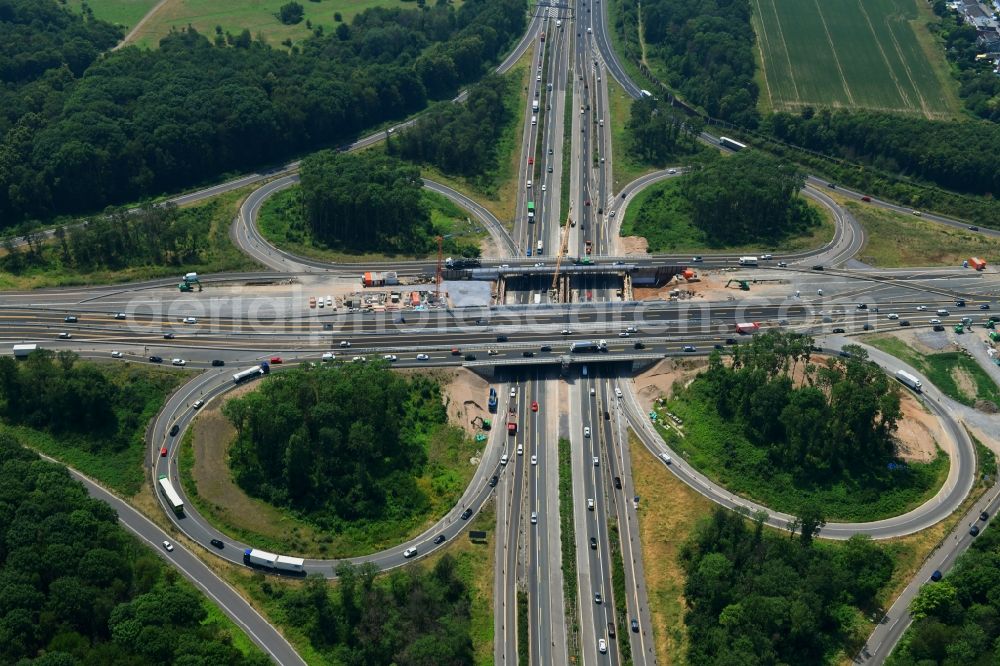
[0, 0, 526, 224]
[391, 73, 515, 183]
[888, 524, 1000, 664]
[681, 507, 894, 664]
[224, 363, 455, 532]
[259, 559, 474, 665]
[0, 434, 267, 664]
[299, 150, 441, 254]
[626, 96, 704, 164]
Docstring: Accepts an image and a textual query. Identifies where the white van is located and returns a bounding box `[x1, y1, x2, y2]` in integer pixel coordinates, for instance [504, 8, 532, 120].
[531, 115, 537, 125]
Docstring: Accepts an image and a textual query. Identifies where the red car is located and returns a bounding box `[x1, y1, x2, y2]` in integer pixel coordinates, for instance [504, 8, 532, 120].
[451, 348, 461, 355]
[528, 157, 534, 165]
[269, 356, 282, 364]
[585, 199, 591, 206]
[160, 447, 167, 457]
[861, 195, 871, 202]
[531, 401, 539, 412]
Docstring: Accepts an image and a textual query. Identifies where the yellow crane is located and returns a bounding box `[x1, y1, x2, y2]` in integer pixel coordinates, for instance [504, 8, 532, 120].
[549, 213, 574, 300]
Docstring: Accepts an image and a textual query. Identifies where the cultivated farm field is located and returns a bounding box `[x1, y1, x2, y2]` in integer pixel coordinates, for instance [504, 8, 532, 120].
[751, 0, 959, 118]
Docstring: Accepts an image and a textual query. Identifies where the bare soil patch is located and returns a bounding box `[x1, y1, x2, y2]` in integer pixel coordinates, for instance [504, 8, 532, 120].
[632, 358, 708, 411]
[620, 235, 649, 255]
[439, 368, 491, 437]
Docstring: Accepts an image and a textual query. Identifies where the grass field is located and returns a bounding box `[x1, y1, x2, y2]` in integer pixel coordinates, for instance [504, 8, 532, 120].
[64, 0, 160, 29]
[751, 0, 959, 118]
[126, 0, 415, 49]
[848, 200, 1000, 268]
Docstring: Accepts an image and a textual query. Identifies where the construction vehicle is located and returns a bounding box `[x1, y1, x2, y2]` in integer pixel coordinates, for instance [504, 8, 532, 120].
[680, 269, 698, 282]
[585, 240, 593, 255]
[970, 257, 987, 271]
[990, 332, 1000, 342]
[954, 323, 965, 334]
[178, 272, 202, 292]
[471, 416, 492, 431]
[726, 279, 751, 291]
[549, 213, 574, 300]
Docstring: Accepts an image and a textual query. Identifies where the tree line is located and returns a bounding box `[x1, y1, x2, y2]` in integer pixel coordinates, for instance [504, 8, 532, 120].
[626, 96, 704, 164]
[390, 73, 514, 184]
[696, 332, 902, 476]
[224, 362, 451, 531]
[0, 434, 268, 664]
[0, 350, 178, 451]
[889, 523, 1000, 664]
[0, 0, 527, 225]
[681, 507, 894, 664]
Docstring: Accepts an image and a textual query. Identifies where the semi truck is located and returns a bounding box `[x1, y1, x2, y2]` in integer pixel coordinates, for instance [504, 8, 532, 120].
[571, 340, 607, 353]
[735, 322, 760, 334]
[895, 370, 923, 392]
[243, 549, 305, 573]
[445, 257, 481, 269]
[12, 344, 38, 358]
[719, 136, 748, 151]
[738, 256, 758, 266]
[232, 361, 270, 384]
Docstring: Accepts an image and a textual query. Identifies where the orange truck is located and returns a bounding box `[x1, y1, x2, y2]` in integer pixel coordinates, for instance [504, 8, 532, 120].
[970, 257, 987, 271]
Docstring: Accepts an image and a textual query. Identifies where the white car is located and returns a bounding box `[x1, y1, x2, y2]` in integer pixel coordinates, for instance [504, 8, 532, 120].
[162, 540, 174, 552]
[668, 168, 677, 174]
[171, 358, 186, 366]
[587, 498, 594, 510]
[383, 354, 398, 362]
[113, 313, 126, 320]
[403, 547, 417, 558]
[593, 456, 599, 466]
[531, 455, 537, 465]
[326, 296, 333, 307]
[416, 353, 430, 361]
[488, 349, 499, 356]
[527, 180, 532, 188]
[584, 426, 591, 438]
[182, 317, 197, 324]
[615, 387, 623, 398]
[929, 319, 941, 324]
[322, 352, 335, 361]
[340, 341, 351, 348]
[531, 511, 538, 524]
[587, 27, 592, 33]
[58, 332, 71, 339]
[590, 388, 596, 396]
[561, 329, 572, 335]
[887, 313, 899, 320]
[598, 638, 607, 653]
[351, 356, 367, 363]
[517, 444, 523, 456]
[541, 184, 546, 192]
[660, 452, 672, 465]
[500, 454, 509, 466]
[111, 351, 124, 358]
[318, 298, 325, 308]
[916, 305, 927, 311]
[510, 387, 517, 397]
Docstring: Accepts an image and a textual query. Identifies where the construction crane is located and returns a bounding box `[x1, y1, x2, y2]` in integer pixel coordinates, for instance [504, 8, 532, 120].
[549, 213, 574, 300]
[435, 235, 444, 305]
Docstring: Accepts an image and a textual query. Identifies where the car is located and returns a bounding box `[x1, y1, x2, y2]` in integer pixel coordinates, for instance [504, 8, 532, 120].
[339, 340, 351, 347]
[887, 313, 899, 320]
[761, 254, 773, 260]
[496, 335, 508, 342]
[531, 511, 538, 524]
[604, 410, 610, 421]
[594, 592, 602, 604]
[211, 359, 225, 366]
[856, 303, 868, 310]
[58, 332, 72, 339]
[510, 387, 517, 397]
[899, 320, 911, 326]
[451, 347, 461, 355]
[584, 426, 591, 438]
[614, 476, 622, 489]
[383, 354, 398, 362]
[461, 508, 473, 520]
[403, 547, 417, 558]
[560, 328, 572, 335]
[981, 304, 991, 310]
[416, 353, 430, 361]
[163, 333, 175, 339]
[832, 328, 845, 334]
[634, 341, 646, 349]
[587, 498, 595, 510]
[725, 338, 737, 345]
[114, 313, 126, 320]
[269, 356, 282, 364]
[325, 296, 333, 307]
[862, 324, 873, 331]
[541, 184, 546, 192]
[827, 182, 836, 189]
[970, 525, 981, 537]
[172, 358, 186, 366]
[169, 424, 180, 436]
[981, 511, 990, 521]
[593, 456, 600, 466]
[320, 352, 335, 362]
[317, 297, 324, 308]
[691, 256, 703, 263]
[956, 299, 966, 307]
[531, 400, 538, 412]
[433, 534, 446, 545]
[598, 638, 607, 654]
[812, 265, 824, 271]
[149, 355, 163, 363]
[933, 325, 945, 331]
[500, 454, 509, 465]
[587, 27, 592, 33]
[631, 619, 640, 632]
[912, 210, 921, 216]
[668, 168, 677, 174]
[548, 165, 553, 173]
[531, 454, 538, 465]
[309, 297, 316, 308]
[929, 319, 941, 324]
[517, 444, 523, 456]
[528, 157, 534, 165]
[192, 400, 204, 409]
[590, 537, 597, 549]
[585, 199, 590, 207]
[930, 570, 943, 582]
[64, 315, 78, 323]
[464, 354, 477, 361]
[969, 225, 979, 231]
[211, 539, 224, 549]
[682, 345, 696, 352]
[160, 447, 167, 457]
[660, 452, 672, 465]
[489, 475, 498, 488]
[548, 148, 553, 155]
[163, 541, 174, 552]
[861, 195, 871, 202]
[526, 180, 532, 189]
[777, 261, 788, 267]
[590, 387, 596, 396]
[540, 345, 552, 352]
[111, 350, 124, 358]
[522, 351, 535, 357]
[351, 356, 367, 363]
[182, 317, 197, 324]
[618, 331, 629, 337]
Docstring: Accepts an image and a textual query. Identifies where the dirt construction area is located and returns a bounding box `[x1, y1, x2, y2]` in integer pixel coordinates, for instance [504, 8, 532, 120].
[632, 268, 796, 304]
[628, 354, 943, 463]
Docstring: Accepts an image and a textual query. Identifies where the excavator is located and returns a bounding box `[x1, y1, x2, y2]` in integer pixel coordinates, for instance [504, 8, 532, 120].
[726, 279, 751, 291]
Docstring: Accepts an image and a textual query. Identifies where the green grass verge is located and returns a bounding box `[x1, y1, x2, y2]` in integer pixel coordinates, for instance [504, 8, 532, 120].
[619, 177, 835, 253]
[866, 335, 1000, 406]
[653, 394, 949, 522]
[64, 0, 158, 29]
[0, 187, 261, 290]
[607, 76, 659, 193]
[558, 437, 580, 662]
[199, 598, 264, 659]
[608, 520, 633, 665]
[4, 363, 185, 496]
[257, 185, 485, 264]
[560, 69, 573, 225]
[518, 591, 529, 664]
[847, 200, 1000, 267]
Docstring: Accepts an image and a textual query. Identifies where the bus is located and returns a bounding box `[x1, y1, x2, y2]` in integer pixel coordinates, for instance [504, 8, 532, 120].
[527, 201, 535, 221]
[719, 136, 747, 151]
[158, 475, 184, 515]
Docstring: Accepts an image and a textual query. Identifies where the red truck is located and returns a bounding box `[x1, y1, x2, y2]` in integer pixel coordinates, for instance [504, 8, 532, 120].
[507, 420, 517, 435]
[735, 322, 760, 335]
[970, 257, 987, 271]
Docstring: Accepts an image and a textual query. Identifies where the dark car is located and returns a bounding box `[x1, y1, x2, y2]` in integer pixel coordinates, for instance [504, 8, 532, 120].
[933, 325, 945, 331]
[725, 338, 737, 345]
[863, 324, 873, 330]
[856, 303, 868, 310]
[682, 345, 696, 352]
[930, 570, 942, 582]
[522, 351, 535, 357]
[631, 619, 640, 633]
[163, 333, 175, 339]
[980, 304, 991, 310]
[210, 539, 224, 549]
[634, 341, 645, 349]
[604, 410, 610, 421]
[899, 320, 910, 327]
[496, 335, 508, 342]
[149, 355, 163, 363]
[614, 476, 622, 489]
[970, 525, 980, 537]
[981, 511, 990, 521]
[433, 534, 446, 545]
[827, 182, 836, 189]
[489, 475, 499, 488]
[169, 424, 180, 437]
[812, 265, 824, 271]
[832, 328, 846, 334]
[714, 343, 724, 350]
[211, 359, 225, 367]
[956, 299, 966, 307]
[461, 508, 473, 520]
[464, 354, 477, 361]
[969, 226, 979, 231]
[540, 345, 552, 352]
[64, 315, 78, 323]
[590, 537, 597, 550]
